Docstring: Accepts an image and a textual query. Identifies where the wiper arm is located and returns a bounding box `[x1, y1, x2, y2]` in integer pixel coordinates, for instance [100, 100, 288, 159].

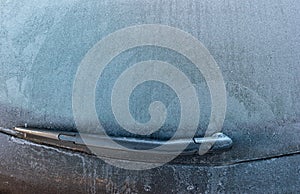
[0, 127, 232, 160]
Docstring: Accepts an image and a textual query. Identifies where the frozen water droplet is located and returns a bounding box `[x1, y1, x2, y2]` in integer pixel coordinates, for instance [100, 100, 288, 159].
[187, 185, 195, 191]
[144, 185, 151, 192]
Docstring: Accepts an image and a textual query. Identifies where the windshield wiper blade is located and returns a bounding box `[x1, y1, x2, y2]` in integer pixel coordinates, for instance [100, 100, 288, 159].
[0, 127, 233, 159]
